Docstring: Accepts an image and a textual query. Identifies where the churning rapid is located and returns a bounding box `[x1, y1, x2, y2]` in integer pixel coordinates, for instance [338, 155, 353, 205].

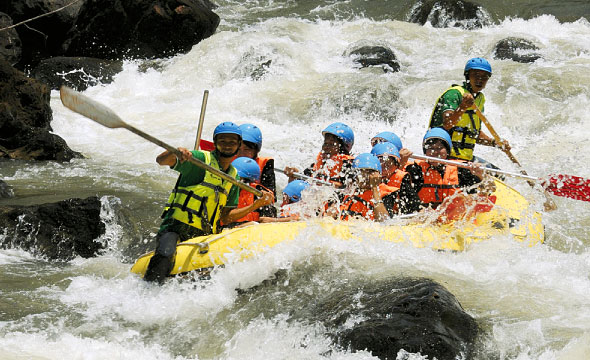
[2, 0, 590, 358]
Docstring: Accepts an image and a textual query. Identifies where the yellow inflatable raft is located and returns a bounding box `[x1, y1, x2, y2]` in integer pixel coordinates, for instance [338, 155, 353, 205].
[131, 180, 544, 276]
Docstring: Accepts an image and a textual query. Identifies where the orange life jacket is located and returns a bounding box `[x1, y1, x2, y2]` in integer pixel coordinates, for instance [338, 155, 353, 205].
[312, 152, 354, 183]
[415, 160, 461, 207]
[234, 183, 274, 223]
[256, 157, 272, 172]
[279, 204, 300, 220]
[340, 184, 397, 221]
[385, 170, 408, 189]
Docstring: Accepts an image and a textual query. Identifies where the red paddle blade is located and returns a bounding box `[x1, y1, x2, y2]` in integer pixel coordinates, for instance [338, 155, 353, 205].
[545, 174, 590, 202]
[199, 139, 215, 151]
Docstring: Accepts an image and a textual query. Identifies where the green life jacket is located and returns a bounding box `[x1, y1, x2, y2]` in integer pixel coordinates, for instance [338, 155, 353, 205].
[164, 151, 237, 234]
[428, 85, 485, 161]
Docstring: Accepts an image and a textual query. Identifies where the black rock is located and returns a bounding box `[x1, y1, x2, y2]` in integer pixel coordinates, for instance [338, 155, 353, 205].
[0, 58, 82, 161]
[0, 12, 22, 65]
[313, 278, 478, 360]
[65, 0, 220, 60]
[348, 45, 400, 73]
[493, 37, 542, 63]
[31, 56, 123, 91]
[0, 0, 84, 69]
[407, 0, 492, 29]
[0, 179, 13, 198]
[0, 197, 106, 260]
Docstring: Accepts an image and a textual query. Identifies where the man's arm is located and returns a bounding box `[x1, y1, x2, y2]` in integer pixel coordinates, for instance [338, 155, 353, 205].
[156, 147, 193, 167]
[219, 190, 274, 224]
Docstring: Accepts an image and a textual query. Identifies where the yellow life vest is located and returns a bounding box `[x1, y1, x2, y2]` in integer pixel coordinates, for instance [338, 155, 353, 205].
[164, 151, 237, 234]
[428, 85, 485, 161]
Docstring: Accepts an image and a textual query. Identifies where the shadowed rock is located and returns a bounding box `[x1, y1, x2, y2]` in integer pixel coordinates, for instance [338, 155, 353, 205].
[0, 197, 106, 260]
[0, 12, 22, 65]
[0, 0, 84, 69]
[311, 277, 478, 360]
[0, 179, 13, 198]
[347, 45, 400, 73]
[407, 0, 492, 29]
[31, 56, 123, 90]
[65, 0, 220, 60]
[0, 59, 82, 161]
[493, 37, 542, 63]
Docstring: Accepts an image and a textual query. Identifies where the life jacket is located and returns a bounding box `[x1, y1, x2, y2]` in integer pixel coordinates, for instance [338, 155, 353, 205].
[415, 159, 461, 208]
[164, 151, 237, 234]
[256, 157, 272, 173]
[340, 184, 398, 221]
[385, 170, 408, 189]
[233, 183, 274, 223]
[428, 85, 485, 161]
[312, 152, 354, 183]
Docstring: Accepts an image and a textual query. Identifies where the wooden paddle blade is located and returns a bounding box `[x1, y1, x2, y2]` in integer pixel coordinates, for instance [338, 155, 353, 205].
[199, 139, 216, 151]
[59, 86, 125, 129]
[545, 174, 590, 202]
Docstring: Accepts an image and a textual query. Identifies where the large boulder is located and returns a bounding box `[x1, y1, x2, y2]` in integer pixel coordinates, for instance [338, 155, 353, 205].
[0, 12, 22, 65]
[0, 0, 83, 69]
[347, 45, 400, 73]
[0, 58, 82, 161]
[65, 0, 220, 60]
[0, 197, 106, 260]
[31, 56, 123, 90]
[407, 0, 492, 29]
[311, 278, 478, 360]
[493, 37, 542, 63]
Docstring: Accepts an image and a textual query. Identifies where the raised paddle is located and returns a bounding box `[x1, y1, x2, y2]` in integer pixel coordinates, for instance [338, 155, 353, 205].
[474, 105, 557, 210]
[410, 154, 590, 202]
[194, 90, 209, 150]
[59, 86, 263, 197]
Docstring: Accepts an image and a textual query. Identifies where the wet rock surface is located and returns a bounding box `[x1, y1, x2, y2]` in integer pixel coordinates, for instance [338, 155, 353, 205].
[348, 45, 400, 73]
[0, 12, 22, 65]
[407, 0, 491, 29]
[31, 56, 123, 90]
[0, 179, 13, 198]
[493, 37, 542, 63]
[0, 196, 106, 260]
[0, 59, 82, 161]
[310, 277, 478, 360]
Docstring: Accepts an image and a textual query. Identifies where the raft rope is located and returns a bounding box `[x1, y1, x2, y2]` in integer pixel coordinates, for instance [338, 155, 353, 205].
[0, 0, 83, 33]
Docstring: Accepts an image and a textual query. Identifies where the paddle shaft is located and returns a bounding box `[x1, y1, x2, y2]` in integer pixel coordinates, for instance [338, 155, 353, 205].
[474, 105, 556, 209]
[194, 90, 209, 150]
[275, 168, 333, 186]
[59, 86, 262, 197]
[409, 154, 541, 182]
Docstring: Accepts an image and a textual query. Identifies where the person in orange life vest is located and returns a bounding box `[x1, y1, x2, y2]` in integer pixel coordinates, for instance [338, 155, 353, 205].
[370, 131, 412, 168]
[236, 123, 277, 217]
[370, 142, 421, 215]
[404, 128, 493, 211]
[284, 122, 355, 189]
[327, 153, 397, 222]
[221, 157, 275, 228]
[276, 179, 311, 221]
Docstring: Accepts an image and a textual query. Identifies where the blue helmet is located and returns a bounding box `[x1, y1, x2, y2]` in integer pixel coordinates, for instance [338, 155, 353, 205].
[353, 153, 382, 172]
[283, 180, 310, 203]
[239, 123, 263, 151]
[464, 57, 492, 76]
[322, 122, 354, 153]
[423, 128, 452, 153]
[213, 122, 242, 141]
[371, 142, 400, 160]
[371, 131, 402, 150]
[232, 157, 260, 182]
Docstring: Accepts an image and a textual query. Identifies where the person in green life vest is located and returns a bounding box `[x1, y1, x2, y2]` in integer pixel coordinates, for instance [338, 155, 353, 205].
[144, 122, 274, 283]
[428, 57, 510, 164]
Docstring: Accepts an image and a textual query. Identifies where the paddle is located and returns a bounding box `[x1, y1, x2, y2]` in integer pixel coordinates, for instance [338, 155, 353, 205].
[274, 168, 333, 186]
[199, 139, 216, 151]
[474, 105, 557, 210]
[410, 154, 590, 202]
[59, 86, 262, 197]
[194, 90, 209, 150]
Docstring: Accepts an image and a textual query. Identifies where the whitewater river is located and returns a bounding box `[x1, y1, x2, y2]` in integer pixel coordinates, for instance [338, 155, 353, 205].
[1, 0, 590, 358]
